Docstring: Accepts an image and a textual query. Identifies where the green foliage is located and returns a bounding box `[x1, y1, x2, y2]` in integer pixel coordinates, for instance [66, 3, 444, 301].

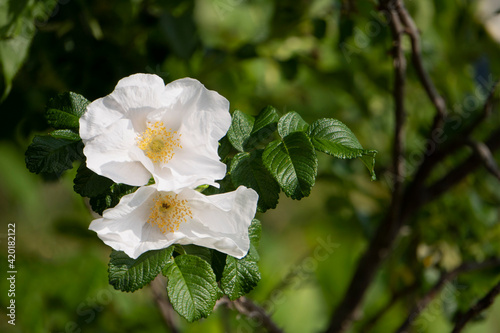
[25, 91, 90, 178]
[308, 119, 377, 180]
[108, 247, 174, 292]
[45, 92, 90, 130]
[89, 183, 137, 215]
[73, 164, 114, 198]
[263, 131, 318, 200]
[230, 150, 280, 212]
[221, 219, 262, 299]
[25, 135, 84, 177]
[227, 108, 376, 202]
[163, 254, 221, 322]
[277, 111, 308, 137]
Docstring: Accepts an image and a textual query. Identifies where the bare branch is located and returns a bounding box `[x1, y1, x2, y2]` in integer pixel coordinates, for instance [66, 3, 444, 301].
[424, 128, 500, 203]
[396, 258, 500, 332]
[231, 297, 284, 333]
[467, 140, 500, 181]
[395, 1, 447, 132]
[324, 2, 408, 331]
[452, 279, 500, 333]
[150, 277, 180, 333]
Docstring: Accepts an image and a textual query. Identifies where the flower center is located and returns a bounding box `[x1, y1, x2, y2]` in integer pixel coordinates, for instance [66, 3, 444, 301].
[148, 193, 193, 234]
[137, 121, 182, 163]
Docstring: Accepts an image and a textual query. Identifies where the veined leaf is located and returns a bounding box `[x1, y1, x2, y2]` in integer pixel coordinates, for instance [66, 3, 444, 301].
[263, 132, 318, 200]
[278, 111, 308, 137]
[108, 247, 174, 292]
[221, 219, 261, 299]
[25, 135, 84, 177]
[227, 110, 254, 152]
[163, 254, 220, 322]
[308, 118, 377, 180]
[45, 92, 90, 130]
[230, 150, 280, 212]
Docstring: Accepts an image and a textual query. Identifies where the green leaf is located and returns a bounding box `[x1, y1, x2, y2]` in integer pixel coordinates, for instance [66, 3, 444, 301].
[89, 183, 137, 215]
[220, 219, 261, 299]
[49, 129, 81, 141]
[245, 106, 279, 149]
[262, 132, 318, 200]
[163, 254, 220, 322]
[73, 164, 114, 197]
[278, 111, 309, 138]
[218, 135, 232, 161]
[108, 247, 174, 292]
[230, 150, 280, 212]
[221, 255, 261, 300]
[307, 118, 377, 180]
[211, 250, 227, 282]
[45, 92, 90, 130]
[25, 135, 84, 177]
[227, 110, 254, 152]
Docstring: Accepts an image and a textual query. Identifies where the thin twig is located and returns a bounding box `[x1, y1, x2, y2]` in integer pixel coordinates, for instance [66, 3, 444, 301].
[324, 2, 407, 332]
[231, 297, 284, 333]
[467, 140, 500, 181]
[452, 279, 500, 333]
[396, 258, 500, 332]
[150, 276, 180, 333]
[424, 128, 500, 203]
[395, 1, 447, 132]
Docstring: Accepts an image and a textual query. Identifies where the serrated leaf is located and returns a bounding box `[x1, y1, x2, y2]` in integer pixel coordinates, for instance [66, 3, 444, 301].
[227, 110, 254, 152]
[220, 219, 261, 299]
[221, 254, 261, 300]
[73, 164, 115, 197]
[262, 132, 318, 200]
[247, 219, 262, 261]
[245, 106, 279, 149]
[307, 118, 377, 180]
[108, 247, 174, 292]
[89, 183, 137, 215]
[49, 129, 81, 141]
[230, 150, 280, 212]
[25, 135, 84, 177]
[163, 254, 220, 322]
[278, 111, 309, 137]
[45, 92, 90, 130]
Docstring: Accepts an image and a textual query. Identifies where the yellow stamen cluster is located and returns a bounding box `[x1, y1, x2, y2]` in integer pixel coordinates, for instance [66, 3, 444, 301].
[148, 193, 193, 233]
[136, 121, 182, 163]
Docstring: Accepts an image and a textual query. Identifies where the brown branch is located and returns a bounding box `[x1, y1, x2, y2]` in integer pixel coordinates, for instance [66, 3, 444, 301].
[467, 140, 500, 181]
[150, 277, 180, 333]
[230, 297, 284, 333]
[424, 128, 500, 204]
[395, 1, 447, 132]
[324, 2, 407, 332]
[452, 278, 500, 333]
[396, 258, 500, 332]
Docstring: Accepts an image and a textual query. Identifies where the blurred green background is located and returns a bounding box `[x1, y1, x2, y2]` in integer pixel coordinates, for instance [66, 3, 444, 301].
[2, 0, 500, 332]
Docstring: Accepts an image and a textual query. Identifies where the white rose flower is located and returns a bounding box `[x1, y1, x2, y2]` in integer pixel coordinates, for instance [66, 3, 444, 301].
[79, 74, 231, 191]
[89, 185, 259, 259]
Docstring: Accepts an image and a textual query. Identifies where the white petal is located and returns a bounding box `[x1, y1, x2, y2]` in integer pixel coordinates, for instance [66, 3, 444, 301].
[83, 119, 151, 186]
[89, 186, 159, 258]
[173, 186, 259, 258]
